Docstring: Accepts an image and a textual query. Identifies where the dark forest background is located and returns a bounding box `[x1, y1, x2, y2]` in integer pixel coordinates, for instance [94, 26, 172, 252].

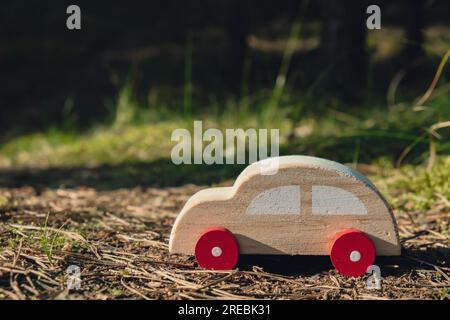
[1, 0, 449, 134]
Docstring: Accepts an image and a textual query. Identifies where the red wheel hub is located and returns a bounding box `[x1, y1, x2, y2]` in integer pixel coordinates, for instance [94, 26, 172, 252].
[195, 227, 239, 270]
[330, 229, 375, 277]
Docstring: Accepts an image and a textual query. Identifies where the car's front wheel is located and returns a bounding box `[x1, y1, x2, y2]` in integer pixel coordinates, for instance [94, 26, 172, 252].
[330, 229, 376, 277]
[195, 227, 239, 270]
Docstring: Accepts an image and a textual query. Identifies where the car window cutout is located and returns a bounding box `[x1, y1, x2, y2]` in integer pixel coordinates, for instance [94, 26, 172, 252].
[312, 186, 367, 215]
[246, 185, 300, 215]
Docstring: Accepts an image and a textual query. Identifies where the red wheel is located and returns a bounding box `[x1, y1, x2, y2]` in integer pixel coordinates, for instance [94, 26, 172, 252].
[330, 229, 375, 277]
[195, 227, 239, 270]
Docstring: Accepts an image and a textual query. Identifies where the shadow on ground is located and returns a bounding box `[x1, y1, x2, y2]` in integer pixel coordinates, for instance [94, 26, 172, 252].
[236, 246, 449, 277]
[238, 255, 333, 276]
[0, 158, 246, 190]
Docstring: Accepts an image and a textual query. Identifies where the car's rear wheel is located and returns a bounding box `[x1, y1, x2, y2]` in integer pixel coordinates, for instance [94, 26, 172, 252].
[195, 227, 239, 270]
[330, 229, 375, 277]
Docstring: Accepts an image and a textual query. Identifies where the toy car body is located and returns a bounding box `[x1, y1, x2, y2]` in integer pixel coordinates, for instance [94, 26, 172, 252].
[169, 155, 401, 276]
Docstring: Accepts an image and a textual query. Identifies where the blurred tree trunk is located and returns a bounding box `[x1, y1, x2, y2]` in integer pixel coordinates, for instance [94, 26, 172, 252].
[403, 0, 426, 62]
[319, 0, 367, 94]
[227, 0, 249, 90]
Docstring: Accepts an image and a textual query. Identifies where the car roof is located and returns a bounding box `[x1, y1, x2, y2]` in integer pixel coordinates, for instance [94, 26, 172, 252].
[234, 155, 379, 193]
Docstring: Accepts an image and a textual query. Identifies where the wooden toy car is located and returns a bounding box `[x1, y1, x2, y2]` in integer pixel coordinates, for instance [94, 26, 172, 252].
[169, 155, 401, 277]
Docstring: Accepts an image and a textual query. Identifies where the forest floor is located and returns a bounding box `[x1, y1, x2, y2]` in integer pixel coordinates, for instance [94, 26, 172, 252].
[0, 90, 449, 299]
[0, 159, 448, 300]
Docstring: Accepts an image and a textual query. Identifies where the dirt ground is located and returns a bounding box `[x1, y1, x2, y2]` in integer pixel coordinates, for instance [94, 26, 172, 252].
[0, 184, 448, 300]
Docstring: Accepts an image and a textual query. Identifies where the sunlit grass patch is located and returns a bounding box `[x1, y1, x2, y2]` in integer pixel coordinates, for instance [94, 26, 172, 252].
[372, 156, 450, 212]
